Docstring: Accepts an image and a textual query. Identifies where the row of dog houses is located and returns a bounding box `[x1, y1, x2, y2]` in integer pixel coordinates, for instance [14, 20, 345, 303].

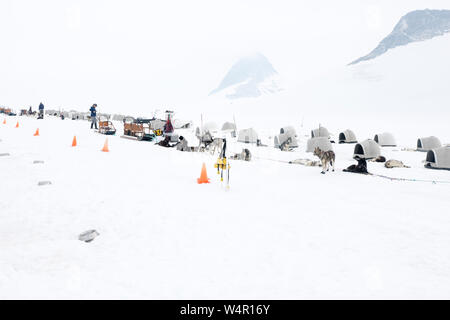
[236, 126, 300, 148]
[20, 109, 450, 170]
[44, 113, 450, 170]
[310, 127, 396, 147]
[308, 128, 449, 170]
[233, 125, 449, 170]
[351, 139, 449, 170]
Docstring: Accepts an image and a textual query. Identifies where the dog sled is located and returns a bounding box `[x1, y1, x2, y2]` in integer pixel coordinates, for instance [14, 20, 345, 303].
[121, 117, 156, 141]
[98, 116, 116, 135]
[2, 108, 16, 116]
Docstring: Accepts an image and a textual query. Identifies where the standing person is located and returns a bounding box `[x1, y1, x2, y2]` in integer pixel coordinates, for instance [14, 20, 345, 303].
[90, 104, 98, 129]
[38, 102, 44, 119]
[163, 116, 174, 135]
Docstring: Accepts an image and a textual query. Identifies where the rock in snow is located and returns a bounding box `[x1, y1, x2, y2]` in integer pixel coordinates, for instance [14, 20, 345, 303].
[78, 230, 100, 243]
[37, 181, 52, 186]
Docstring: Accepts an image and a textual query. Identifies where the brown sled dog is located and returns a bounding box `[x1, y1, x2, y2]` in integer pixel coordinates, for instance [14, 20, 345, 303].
[314, 147, 336, 174]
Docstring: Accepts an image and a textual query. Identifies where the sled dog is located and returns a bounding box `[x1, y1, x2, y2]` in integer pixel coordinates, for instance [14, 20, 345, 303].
[314, 147, 336, 174]
[385, 159, 410, 169]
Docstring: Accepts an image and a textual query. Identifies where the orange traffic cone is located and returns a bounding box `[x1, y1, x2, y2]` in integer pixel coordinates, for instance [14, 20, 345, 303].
[197, 163, 210, 184]
[101, 138, 109, 152]
[72, 136, 77, 147]
[2, 119, 5, 124]
[15, 121, 19, 128]
[34, 128, 40, 136]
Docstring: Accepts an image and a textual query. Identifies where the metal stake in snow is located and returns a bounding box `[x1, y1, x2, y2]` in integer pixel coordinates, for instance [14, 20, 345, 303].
[214, 138, 231, 189]
[200, 114, 204, 136]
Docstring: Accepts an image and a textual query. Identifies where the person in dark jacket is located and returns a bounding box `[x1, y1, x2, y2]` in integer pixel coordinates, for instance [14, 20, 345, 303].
[38, 103, 44, 119]
[175, 136, 189, 151]
[90, 104, 98, 129]
[163, 118, 174, 135]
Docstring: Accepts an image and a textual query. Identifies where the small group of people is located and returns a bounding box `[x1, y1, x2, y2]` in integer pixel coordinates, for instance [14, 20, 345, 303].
[157, 135, 189, 152]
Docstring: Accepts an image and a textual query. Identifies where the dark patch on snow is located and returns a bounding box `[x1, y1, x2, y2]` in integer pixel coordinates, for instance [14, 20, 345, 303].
[79, 230, 100, 243]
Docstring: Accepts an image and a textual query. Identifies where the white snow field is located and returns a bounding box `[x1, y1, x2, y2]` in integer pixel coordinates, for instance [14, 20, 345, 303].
[1, 115, 450, 299]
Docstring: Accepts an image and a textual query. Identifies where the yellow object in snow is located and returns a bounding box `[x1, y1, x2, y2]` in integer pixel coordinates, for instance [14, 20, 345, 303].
[215, 157, 228, 170]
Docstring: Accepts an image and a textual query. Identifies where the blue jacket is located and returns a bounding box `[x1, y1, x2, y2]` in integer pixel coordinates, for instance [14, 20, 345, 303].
[39, 103, 44, 110]
[90, 106, 97, 117]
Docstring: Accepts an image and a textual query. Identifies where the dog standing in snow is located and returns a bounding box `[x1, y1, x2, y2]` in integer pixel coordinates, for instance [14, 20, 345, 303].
[314, 147, 336, 174]
[209, 138, 224, 155]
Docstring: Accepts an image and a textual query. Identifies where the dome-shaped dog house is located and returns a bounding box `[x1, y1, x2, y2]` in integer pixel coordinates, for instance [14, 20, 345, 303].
[311, 127, 330, 139]
[203, 121, 219, 133]
[339, 130, 357, 144]
[417, 136, 441, 152]
[353, 139, 381, 160]
[275, 126, 299, 149]
[221, 122, 236, 131]
[374, 132, 397, 147]
[238, 128, 259, 144]
[306, 137, 333, 153]
[425, 146, 450, 170]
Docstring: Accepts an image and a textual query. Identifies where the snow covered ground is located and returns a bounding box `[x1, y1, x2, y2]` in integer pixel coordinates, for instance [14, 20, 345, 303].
[1, 115, 450, 299]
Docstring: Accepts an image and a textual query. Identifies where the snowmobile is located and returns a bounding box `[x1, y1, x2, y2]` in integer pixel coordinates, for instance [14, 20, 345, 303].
[121, 117, 156, 141]
[98, 116, 117, 135]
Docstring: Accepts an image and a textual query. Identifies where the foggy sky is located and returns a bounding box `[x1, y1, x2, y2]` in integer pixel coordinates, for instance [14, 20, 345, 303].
[0, 0, 448, 114]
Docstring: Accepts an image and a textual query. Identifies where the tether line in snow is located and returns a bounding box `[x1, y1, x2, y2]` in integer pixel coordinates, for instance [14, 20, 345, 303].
[368, 173, 450, 185]
[253, 155, 450, 185]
